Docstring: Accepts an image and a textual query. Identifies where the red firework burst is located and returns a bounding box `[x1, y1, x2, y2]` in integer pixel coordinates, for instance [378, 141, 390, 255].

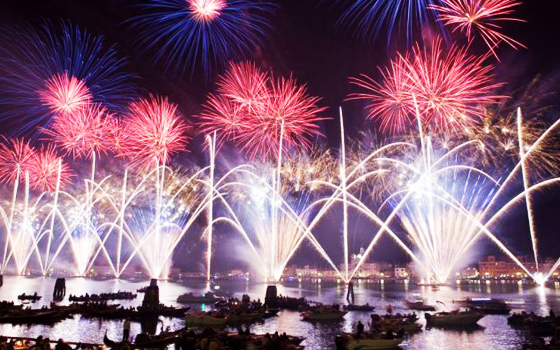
[43, 104, 115, 159]
[39, 73, 92, 115]
[0, 137, 37, 185]
[238, 76, 327, 159]
[217, 61, 270, 112]
[198, 93, 248, 145]
[348, 57, 413, 134]
[119, 95, 189, 171]
[198, 62, 327, 159]
[404, 40, 503, 130]
[188, 0, 227, 22]
[349, 38, 503, 133]
[28, 146, 71, 192]
[430, 0, 525, 56]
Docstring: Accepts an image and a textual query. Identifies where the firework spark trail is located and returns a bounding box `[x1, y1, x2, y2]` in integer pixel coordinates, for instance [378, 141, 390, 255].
[349, 39, 504, 134]
[517, 109, 539, 271]
[430, 0, 525, 57]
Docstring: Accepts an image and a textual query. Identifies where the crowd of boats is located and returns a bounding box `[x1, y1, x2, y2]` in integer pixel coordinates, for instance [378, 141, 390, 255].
[68, 292, 137, 303]
[1, 284, 559, 349]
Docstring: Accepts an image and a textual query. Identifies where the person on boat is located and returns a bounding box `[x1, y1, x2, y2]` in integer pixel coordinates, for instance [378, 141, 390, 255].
[55, 339, 71, 350]
[42, 338, 51, 350]
[386, 304, 393, 314]
[30, 336, 43, 350]
[384, 330, 395, 340]
[122, 318, 131, 342]
[356, 321, 365, 338]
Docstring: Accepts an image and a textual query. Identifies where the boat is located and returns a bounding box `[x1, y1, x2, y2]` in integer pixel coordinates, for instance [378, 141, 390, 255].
[17, 293, 41, 302]
[0, 309, 69, 324]
[103, 330, 181, 349]
[344, 303, 376, 312]
[227, 311, 266, 324]
[137, 286, 147, 293]
[425, 310, 485, 327]
[301, 308, 347, 321]
[177, 292, 223, 304]
[348, 337, 404, 350]
[463, 298, 511, 315]
[405, 299, 436, 311]
[184, 312, 227, 326]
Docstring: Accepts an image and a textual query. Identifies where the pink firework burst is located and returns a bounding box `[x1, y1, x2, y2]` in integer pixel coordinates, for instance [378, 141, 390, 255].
[198, 93, 249, 145]
[348, 57, 414, 134]
[430, 0, 525, 56]
[0, 137, 37, 185]
[119, 95, 189, 171]
[43, 104, 115, 159]
[349, 38, 503, 133]
[217, 61, 270, 112]
[28, 146, 71, 192]
[403, 40, 503, 131]
[39, 73, 93, 115]
[198, 62, 327, 159]
[188, 0, 227, 22]
[239, 76, 327, 159]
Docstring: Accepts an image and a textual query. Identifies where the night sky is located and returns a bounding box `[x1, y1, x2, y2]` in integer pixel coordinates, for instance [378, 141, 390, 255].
[1, 0, 559, 271]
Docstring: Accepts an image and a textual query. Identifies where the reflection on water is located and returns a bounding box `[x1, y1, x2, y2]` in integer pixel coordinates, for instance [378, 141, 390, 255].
[0, 276, 559, 350]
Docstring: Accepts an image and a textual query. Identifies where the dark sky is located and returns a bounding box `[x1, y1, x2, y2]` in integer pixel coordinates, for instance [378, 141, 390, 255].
[1, 0, 559, 270]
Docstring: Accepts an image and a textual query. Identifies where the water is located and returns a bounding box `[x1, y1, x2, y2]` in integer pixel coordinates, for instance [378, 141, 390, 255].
[1, 276, 559, 349]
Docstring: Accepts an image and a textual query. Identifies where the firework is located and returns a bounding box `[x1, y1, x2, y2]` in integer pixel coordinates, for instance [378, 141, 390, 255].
[189, 0, 227, 21]
[349, 58, 413, 133]
[43, 104, 115, 159]
[217, 61, 270, 111]
[199, 63, 327, 159]
[0, 21, 135, 134]
[39, 73, 93, 116]
[430, 0, 525, 56]
[119, 95, 189, 171]
[330, 0, 444, 44]
[238, 77, 326, 158]
[28, 146, 71, 192]
[349, 38, 504, 133]
[198, 93, 248, 146]
[125, 0, 273, 77]
[0, 138, 37, 185]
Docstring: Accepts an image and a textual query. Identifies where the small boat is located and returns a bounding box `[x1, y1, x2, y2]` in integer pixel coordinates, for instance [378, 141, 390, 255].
[137, 286, 147, 293]
[104, 330, 180, 349]
[464, 298, 511, 315]
[405, 299, 436, 311]
[177, 292, 223, 304]
[0, 309, 68, 324]
[17, 293, 41, 302]
[227, 311, 265, 324]
[348, 337, 404, 350]
[344, 303, 375, 312]
[184, 312, 227, 326]
[302, 308, 347, 322]
[425, 310, 484, 327]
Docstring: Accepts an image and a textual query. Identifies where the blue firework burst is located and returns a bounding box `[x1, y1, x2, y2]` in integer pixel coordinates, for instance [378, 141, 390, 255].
[124, 0, 274, 79]
[332, 0, 444, 44]
[0, 21, 137, 135]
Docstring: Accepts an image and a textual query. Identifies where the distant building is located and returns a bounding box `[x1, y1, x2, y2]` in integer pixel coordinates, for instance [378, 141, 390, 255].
[394, 267, 409, 279]
[478, 255, 558, 278]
